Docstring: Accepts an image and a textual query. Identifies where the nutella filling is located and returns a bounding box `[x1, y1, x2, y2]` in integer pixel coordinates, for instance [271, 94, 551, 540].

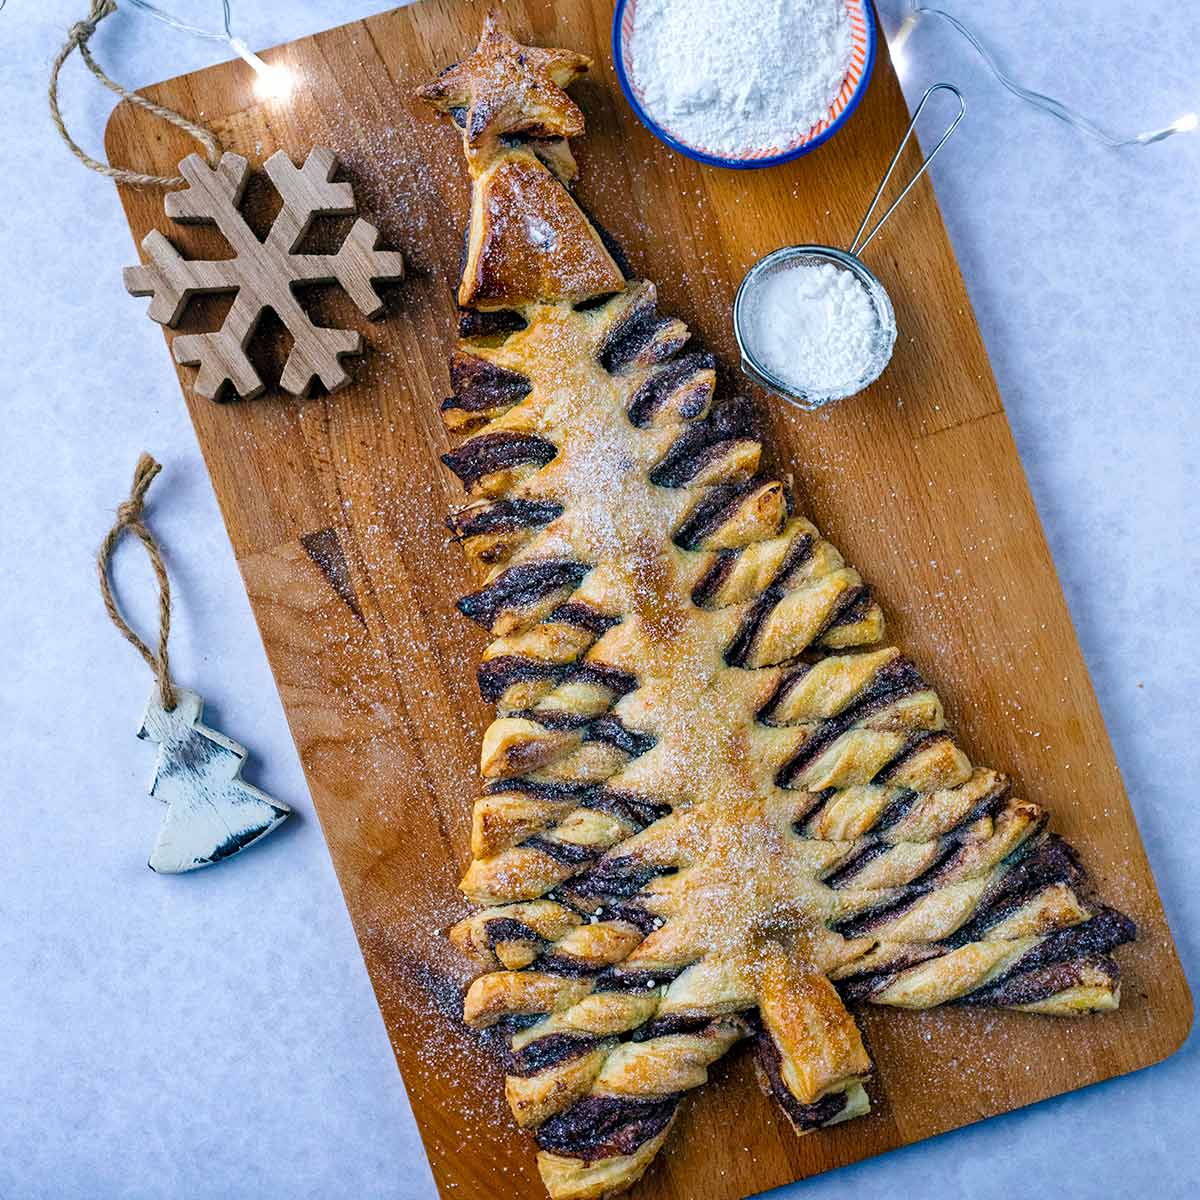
[535, 1095, 680, 1162]
[755, 1033, 853, 1130]
[442, 430, 557, 488]
[674, 478, 761, 548]
[509, 1033, 602, 1076]
[627, 351, 716, 427]
[457, 560, 590, 629]
[449, 498, 562, 538]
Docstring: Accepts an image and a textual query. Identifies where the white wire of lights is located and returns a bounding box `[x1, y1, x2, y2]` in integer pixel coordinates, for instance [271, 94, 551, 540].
[890, 2, 1196, 148]
[123, 0, 294, 98]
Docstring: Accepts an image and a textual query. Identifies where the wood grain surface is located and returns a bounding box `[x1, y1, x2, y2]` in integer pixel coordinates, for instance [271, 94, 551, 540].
[107, 3, 1192, 1196]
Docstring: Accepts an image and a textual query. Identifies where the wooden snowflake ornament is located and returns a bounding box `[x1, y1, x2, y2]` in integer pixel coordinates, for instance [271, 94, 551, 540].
[139, 687, 291, 873]
[124, 147, 405, 400]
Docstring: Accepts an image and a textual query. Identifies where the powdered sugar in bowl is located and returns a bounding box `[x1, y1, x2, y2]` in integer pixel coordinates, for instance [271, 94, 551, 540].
[613, 0, 876, 167]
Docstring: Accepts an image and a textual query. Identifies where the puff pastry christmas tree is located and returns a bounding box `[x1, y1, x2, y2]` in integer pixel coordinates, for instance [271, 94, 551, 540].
[420, 15, 1135, 1199]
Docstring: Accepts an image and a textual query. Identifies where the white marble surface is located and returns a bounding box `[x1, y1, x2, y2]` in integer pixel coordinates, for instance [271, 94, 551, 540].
[2, 2, 1196, 1197]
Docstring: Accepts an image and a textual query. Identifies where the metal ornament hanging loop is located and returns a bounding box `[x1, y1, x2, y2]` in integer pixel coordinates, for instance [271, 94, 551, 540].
[848, 82, 965, 256]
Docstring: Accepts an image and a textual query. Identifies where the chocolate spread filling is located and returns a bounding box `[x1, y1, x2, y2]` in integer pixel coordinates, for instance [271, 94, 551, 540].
[533, 953, 607, 977]
[691, 548, 738, 608]
[873, 787, 921, 832]
[675, 479, 761, 552]
[945, 833, 1079, 946]
[833, 784, 1028, 939]
[728, 579, 861, 672]
[483, 916, 544, 950]
[585, 716, 656, 757]
[838, 904, 1135, 1004]
[458, 307, 528, 338]
[627, 351, 716, 427]
[574, 290, 620, 313]
[759, 661, 813, 718]
[659, 438, 757, 494]
[597, 298, 656, 372]
[871, 729, 954, 784]
[602, 903, 662, 935]
[498, 1013, 544, 1035]
[517, 709, 592, 732]
[569, 662, 638, 696]
[522, 835, 600, 868]
[535, 1095, 680, 1161]
[442, 430, 557, 488]
[834, 947, 944, 1001]
[547, 602, 621, 634]
[443, 349, 532, 416]
[508, 1034, 601, 1077]
[581, 790, 671, 829]
[755, 1033, 852, 1130]
[775, 657, 926, 785]
[910, 808, 1050, 896]
[649, 395, 756, 486]
[725, 579, 792, 668]
[968, 908, 1136, 998]
[822, 841, 892, 889]
[476, 655, 568, 703]
[448, 498, 562, 539]
[818, 584, 875, 634]
[457, 561, 589, 629]
[791, 787, 837, 833]
[598, 292, 684, 374]
[767, 529, 818, 587]
[591, 964, 685, 992]
[957, 956, 1119, 1009]
[485, 778, 592, 803]
[572, 858, 673, 899]
[763, 652, 918, 725]
[631, 1014, 713, 1041]
[833, 892, 922, 939]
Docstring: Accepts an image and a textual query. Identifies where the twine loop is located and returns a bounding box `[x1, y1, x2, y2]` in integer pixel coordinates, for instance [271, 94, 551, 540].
[98, 454, 177, 711]
[49, 0, 222, 189]
[69, 0, 117, 44]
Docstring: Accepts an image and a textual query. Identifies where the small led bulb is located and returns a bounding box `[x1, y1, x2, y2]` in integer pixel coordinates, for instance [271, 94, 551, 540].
[229, 36, 294, 102]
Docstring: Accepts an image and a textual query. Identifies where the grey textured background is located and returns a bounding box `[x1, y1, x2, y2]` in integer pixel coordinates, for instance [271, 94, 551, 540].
[1, 2, 1196, 1197]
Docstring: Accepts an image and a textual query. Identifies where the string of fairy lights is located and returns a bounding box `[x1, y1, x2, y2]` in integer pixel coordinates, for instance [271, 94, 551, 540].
[122, 0, 294, 98]
[123, 0, 1195, 147]
[889, 1, 1196, 147]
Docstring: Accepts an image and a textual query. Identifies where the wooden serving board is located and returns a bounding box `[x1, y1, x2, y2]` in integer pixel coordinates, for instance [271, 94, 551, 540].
[108, 3, 1192, 1196]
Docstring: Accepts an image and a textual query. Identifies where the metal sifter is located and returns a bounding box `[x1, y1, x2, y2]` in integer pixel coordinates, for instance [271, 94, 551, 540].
[733, 83, 966, 412]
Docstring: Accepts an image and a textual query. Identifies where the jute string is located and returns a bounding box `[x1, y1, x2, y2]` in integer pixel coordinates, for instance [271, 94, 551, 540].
[98, 454, 177, 711]
[49, 0, 221, 188]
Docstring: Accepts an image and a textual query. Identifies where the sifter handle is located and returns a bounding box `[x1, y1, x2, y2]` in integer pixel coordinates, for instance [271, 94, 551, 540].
[848, 83, 965, 256]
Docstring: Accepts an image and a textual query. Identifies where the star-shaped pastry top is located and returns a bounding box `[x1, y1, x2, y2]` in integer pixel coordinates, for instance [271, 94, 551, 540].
[417, 10, 591, 160]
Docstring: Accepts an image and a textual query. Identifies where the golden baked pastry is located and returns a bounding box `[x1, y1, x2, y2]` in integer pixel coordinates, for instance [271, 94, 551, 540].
[421, 15, 1135, 1199]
